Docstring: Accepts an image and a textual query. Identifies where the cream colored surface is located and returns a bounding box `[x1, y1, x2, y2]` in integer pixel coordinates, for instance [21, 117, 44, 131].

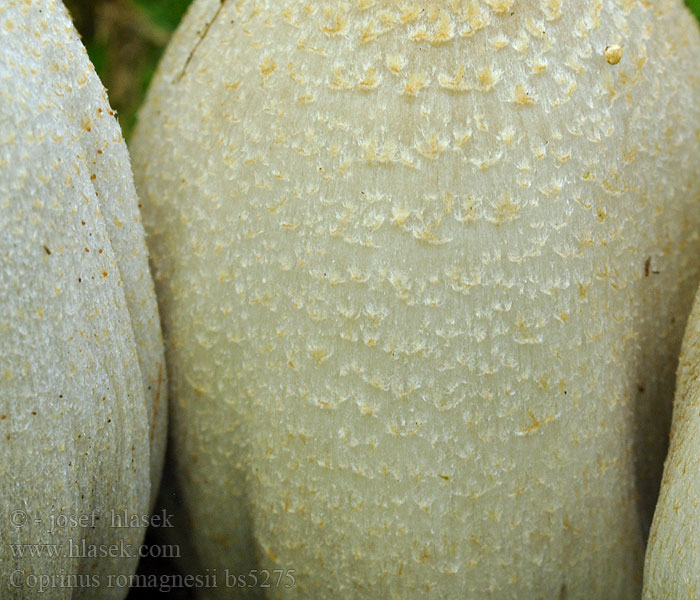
[0, 1, 166, 597]
[132, 1, 700, 598]
[645, 289, 700, 597]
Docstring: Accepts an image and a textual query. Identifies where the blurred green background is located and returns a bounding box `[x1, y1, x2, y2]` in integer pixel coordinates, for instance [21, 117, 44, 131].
[692, 0, 700, 21]
[63, 0, 192, 141]
[64, 0, 700, 143]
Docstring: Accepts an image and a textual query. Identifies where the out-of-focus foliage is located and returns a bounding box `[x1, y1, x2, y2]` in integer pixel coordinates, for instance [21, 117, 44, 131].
[63, 0, 191, 141]
[689, 0, 700, 20]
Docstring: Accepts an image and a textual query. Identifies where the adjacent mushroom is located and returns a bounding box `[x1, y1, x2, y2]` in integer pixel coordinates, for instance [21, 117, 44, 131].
[0, 1, 166, 597]
[645, 284, 700, 597]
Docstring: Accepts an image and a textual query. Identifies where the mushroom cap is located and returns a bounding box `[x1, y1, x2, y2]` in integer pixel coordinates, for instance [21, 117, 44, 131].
[0, 1, 166, 597]
[132, 1, 700, 597]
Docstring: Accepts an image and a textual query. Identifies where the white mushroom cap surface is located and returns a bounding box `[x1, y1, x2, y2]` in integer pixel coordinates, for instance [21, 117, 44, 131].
[0, 1, 166, 597]
[132, 1, 700, 598]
